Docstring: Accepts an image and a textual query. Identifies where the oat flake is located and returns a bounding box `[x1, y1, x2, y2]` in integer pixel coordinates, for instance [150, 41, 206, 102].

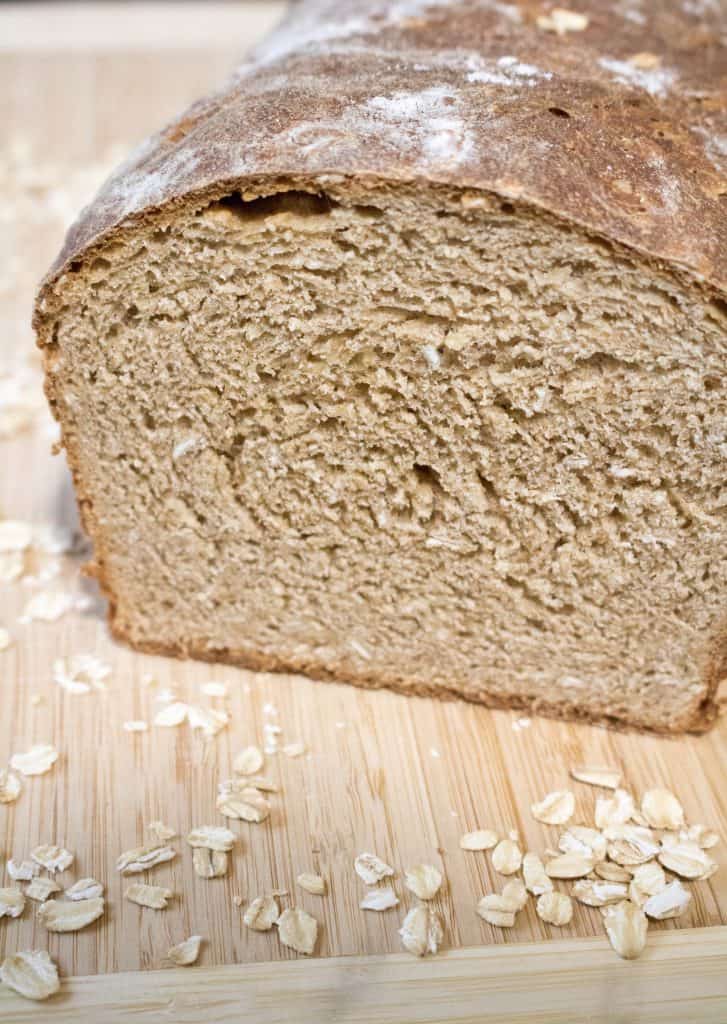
[26, 877, 61, 902]
[10, 744, 58, 776]
[360, 886, 399, 911]
[31, 845, 73, 873]
[492, 839, 522, 875]
[354, 852, 395, 885]
[0, 950, 60, 1001]
[66, 878, 104, 901]
[0, 887, 25, 918]
[531, 790, 575, 825]
[536, 891, 573, 926]
[187, 825, 236, 852]
[167, 935, 203, 966]
[38, 897, 104, 932]
[404, 863, 442, 900]
[277, 907, 318, 955]
[399, 905, 443, 956]
[522, 853, 553, 896]
[0, 768, 22, 803]
[460, 829, 498, 851]
[125, 883, 174, 910]
[116, 843, 176, 874]
[192, 848, 228, 879]
[297, 872, 326, 896]
[570, 765, 621, 789]
[233, 745, 264, 775]
[603, 900, 648, 960]
[243, 895, 279, 931]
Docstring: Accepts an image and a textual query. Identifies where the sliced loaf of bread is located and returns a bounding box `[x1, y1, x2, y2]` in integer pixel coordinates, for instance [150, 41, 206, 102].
[34, 0, 727, 732]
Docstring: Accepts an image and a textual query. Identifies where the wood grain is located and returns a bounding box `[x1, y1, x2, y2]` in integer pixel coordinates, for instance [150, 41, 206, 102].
[0, 4, 725, 1015]
[0, 929, 726, 1023]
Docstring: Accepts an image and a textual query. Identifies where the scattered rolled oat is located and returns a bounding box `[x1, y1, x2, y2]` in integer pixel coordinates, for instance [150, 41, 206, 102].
[404, 864, 442, 901]
[604, 825, 660, 866]
[66, 878, 104, 901]
[459, 829, 498, 851]
[594, 789, 634, 829]
[0, 521, 33, 552]
[123, 721, 148, 733]
[0, 627, 11, 651]
[282, 742, 306, 758]
[658, 838, 716, 880]
[0, 950, 60, 1001]
[243, 895, 279, 931]
[559, 826, 607, 863]
[570, 766, 621, 790]
[20, 590, 74, 623]
[125, 883, 174, 910]
[523, 853, 553, 896]
[153, 702, 189, 727]
[0, 768, 21, 803]
[544, 852, 593, 879]
[244, 775, 278, 793]
[572, 879, 628, 907]
[536, 891, 573, 926]
[354, 852, 395, 885]
[7, 859, 38, 882]
[167, 935, 203, 967]
[26, 877, 61, 902]
[492, 839, 522, 875]
[116, 844, 176, 875]
[681, 824, 719, 849]
[233, 745, 264, 776]
[10, 744, 58, 777]
[53, 654, 110, 695]
[148, 821, 177, 843]
[644, 880, 692, 920]
[501, 879, 528, 911]
[536, 7, 589, 33]
[360, 887, 399, 911]
[0, 887, 25, 918]
[192, 847, 228, 879]
[187, 705, 229, 737]
[37, 897, 104, 932]
[476, 894, 515, 928]
[277, 907, 318, 955]
[603, 900, 648, 960]
[641, 788, 684, 830]
[399, 905, 443, 956]
[531, 790, 575, 826]
[594, 861, 633, 883]
[186, 826, 236, 852]
[628, 862, 666, 906]
[200, 682, 227, 698]
[297, 873, 326, 896]
[216, 782, 270, 823]
[31, 845, 73, 873]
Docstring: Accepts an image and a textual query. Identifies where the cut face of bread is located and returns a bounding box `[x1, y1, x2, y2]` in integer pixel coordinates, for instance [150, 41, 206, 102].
[43, 184, 725, 731]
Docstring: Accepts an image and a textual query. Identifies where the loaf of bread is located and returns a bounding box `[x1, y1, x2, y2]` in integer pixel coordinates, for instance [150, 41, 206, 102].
[34, 0, 726, 732]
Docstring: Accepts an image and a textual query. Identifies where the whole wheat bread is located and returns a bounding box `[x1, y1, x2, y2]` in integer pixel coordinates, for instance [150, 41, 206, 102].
[34, 0, 727, 732]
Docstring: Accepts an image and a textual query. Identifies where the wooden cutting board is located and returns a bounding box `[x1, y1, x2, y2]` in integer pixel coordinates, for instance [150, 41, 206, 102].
[0, 5, 725, 1020]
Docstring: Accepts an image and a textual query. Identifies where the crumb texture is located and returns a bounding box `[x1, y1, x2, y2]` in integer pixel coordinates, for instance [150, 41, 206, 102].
[45, 184, 726, 731]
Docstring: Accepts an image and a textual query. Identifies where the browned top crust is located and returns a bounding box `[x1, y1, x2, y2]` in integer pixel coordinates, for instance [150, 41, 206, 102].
[36, 0, 727, 306]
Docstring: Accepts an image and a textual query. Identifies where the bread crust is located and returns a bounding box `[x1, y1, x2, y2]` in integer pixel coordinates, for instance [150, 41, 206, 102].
[34, 0, 727, 733]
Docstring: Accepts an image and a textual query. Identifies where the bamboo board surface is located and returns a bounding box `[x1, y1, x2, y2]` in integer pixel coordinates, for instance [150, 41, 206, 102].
[0, 4, 725, 1020]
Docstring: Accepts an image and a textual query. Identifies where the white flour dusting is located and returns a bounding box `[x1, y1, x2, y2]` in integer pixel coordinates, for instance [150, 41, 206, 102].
[467, 54, 553, 87]
[366, 86, 476, 167]
[598, 57, 677, 98]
